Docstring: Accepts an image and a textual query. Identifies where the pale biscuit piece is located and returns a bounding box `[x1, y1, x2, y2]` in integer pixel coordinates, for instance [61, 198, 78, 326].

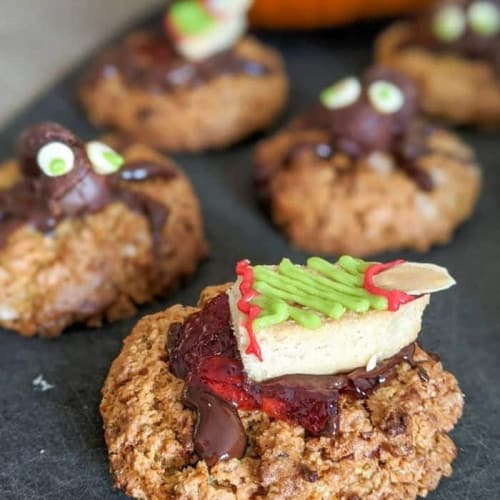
[228, 280, 429, 382]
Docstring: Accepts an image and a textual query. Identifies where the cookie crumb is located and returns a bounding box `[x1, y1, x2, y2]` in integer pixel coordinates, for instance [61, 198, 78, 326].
[32, 374, 54, 392]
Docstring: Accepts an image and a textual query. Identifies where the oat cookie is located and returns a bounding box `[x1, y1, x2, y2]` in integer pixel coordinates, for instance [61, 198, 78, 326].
[254, 66, 481, 256]
[79, 1, 288, 152]
[376, 0, 500, 126]
[0, 122, 206, 337]
[102, 256, 463, 499]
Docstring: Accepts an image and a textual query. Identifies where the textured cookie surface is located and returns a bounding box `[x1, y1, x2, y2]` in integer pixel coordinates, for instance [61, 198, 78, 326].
[101, 285, 463, 499]
[376, 22, 500, 127]
[79, 35, 289, 152]
[0, 144, 206, 337]
[254, 127, 481, 256]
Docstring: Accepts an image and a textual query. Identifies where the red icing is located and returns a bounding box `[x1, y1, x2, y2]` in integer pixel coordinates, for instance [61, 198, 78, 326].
[235, 260, 262, 361]
[363, 260, 416, 311]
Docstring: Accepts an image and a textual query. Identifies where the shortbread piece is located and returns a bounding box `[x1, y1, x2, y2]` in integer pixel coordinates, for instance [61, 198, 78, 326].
[228, 283, 429, 382]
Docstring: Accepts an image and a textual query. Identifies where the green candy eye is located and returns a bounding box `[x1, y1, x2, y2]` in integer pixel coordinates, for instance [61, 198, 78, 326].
[433, 5, 466, 42]
[468, 1, 500, 36]
[169, 0, 215, 36]
[320, 77, 361, 110]
[37, 142, 75, 177]
[86, 141, 124, 175]
[368, 80, 405, 114]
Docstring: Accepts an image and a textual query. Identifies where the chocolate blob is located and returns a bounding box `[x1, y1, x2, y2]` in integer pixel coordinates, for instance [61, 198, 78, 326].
[256, 66, 434, 192]
[297, 67, 420, 156]
[82, 30, 271, 94]
[330, 67, 419, 155]
[183, 385, 247, 467]
[16, 122, 111, 216]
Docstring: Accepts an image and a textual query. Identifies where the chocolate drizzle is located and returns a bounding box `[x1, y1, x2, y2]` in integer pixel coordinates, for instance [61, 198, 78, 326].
[400, 0, 500, 75]
[256, 66, 435, 193]
[0, 122, 177, 249]
[82, 30, 271, 94]
[168, 292, 427, 466]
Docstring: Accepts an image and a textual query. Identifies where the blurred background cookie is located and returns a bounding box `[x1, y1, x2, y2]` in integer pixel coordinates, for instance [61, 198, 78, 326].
[254, 66, 481, 256]
[376, 0, 500, 126]
[0, 122, 206, 337]
[79, 0, 289, 152]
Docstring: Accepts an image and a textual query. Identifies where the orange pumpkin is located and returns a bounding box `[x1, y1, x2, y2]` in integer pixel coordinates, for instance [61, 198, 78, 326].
[249, 0, 434, 29]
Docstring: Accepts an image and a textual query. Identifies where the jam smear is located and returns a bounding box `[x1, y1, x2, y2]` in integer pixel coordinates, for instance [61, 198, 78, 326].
[168, 293, 420, 465]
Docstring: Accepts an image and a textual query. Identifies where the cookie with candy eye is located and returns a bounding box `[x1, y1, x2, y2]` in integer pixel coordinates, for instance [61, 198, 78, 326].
[376, 0, 500, 126]
[0, 122, 207, 337]
[101, 255, 463, 499]
[79, 0, 288, 152]
[253, 66, 481, 257]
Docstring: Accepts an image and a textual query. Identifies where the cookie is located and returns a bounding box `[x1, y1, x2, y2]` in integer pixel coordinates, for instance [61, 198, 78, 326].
[376, 0, 500, 126]
[79, 1, 288, 152]
[254, 66, 481, 256]
[0, 122, 207, 337]
[101, 256, 463, 499]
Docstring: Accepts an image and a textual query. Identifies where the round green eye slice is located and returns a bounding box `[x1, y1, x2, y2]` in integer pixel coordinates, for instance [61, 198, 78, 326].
[468, 1, 500, 36]
[170, 0, 215, 36]
[433, 5, 466, 42]
[36, 142, 75, 177]
[320, 77, 361, 110]
[367, 80, 405, 114]
[86, 141, 124, 175]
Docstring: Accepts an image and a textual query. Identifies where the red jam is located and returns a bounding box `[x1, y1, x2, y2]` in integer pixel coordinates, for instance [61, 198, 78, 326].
[363, 260, 416, 311]
[235, 260, 262, 361]
[168, 293, 418, 438]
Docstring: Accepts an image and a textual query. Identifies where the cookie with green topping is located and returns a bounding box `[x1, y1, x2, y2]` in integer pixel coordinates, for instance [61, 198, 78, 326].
[254, 66, 481, 256]
[376, 0, 500, 126]
[79, 0, 288, 152]
[101, 256, 463, 499]
[0, 122, 206, 337]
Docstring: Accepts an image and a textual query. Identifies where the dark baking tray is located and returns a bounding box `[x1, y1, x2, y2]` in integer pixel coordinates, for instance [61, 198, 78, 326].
[0, 11, 499, 500]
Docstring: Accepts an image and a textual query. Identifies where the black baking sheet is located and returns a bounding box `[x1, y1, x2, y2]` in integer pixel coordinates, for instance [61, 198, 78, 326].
[0, 11, 499, 500]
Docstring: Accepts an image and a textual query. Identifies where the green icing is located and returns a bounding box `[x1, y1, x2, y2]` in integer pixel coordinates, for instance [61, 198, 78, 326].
[103, 150, 124, 169]
[169, 0, 215, 36]
[252, 295, 322, 330]
[48, 158, 68, 176]
[249, 256, 388, 331]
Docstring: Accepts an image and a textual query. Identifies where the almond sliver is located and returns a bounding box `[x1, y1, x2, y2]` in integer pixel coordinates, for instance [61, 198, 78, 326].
[372, 262, 456, 295]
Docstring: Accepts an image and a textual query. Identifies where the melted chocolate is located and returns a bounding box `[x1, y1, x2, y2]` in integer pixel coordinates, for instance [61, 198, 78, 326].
[257, 67, 435, 192]
[0, 122, 176, 250]
[183, 385, 246, 467]
[82, 30, 271, 94]
[400, 0, 500, 75]
[168, 292, 425, 466]
[115, 160, 178, 182]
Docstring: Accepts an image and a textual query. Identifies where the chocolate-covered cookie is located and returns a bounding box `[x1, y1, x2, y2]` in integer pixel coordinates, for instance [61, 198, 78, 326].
[376, 0, 500, 126]
[101, 256, 463, 499]
[79, 0, 289, 152]
[0, 122, 206, 337]
[254, 66, 481, 256]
